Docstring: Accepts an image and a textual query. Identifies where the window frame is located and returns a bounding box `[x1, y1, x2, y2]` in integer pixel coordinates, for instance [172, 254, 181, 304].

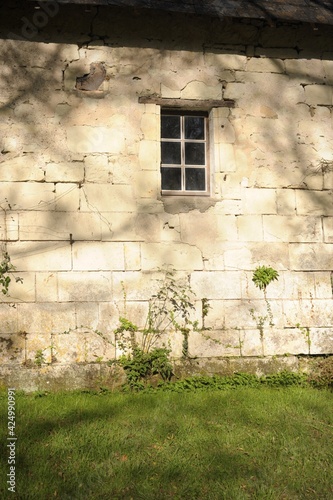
[160, 109, 210, 196]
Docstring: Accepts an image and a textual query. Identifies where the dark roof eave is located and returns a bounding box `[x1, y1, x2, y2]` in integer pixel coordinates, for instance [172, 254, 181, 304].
[31, 0, 333, 27]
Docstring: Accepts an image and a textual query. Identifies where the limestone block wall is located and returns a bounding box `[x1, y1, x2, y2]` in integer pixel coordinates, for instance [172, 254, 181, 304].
[0, 3, 333, 385]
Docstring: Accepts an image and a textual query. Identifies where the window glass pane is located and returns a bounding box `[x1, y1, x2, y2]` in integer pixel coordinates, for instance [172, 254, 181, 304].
[161, 142, 181, 164]
[161, 115, 181, 139]
[185, 116, 205, 140]
[185, 168, 206, 191]
[161, 167, 182, 190]
[185, 143, 205, 165]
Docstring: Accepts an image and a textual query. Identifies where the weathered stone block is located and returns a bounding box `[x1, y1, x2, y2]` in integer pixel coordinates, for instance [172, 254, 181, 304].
[263, 215, 322, 242]
[0, 271, 35, 303]
[18, 303, 76, 335]
[124, 242, 141, 270]
[323, 217, 333, 242]
[285, 59, 324, 81]
[204, 52, 246, 71]
[240, 329, 264, 357]
[73, 242, 124, 271]
[181, 81, 222, 100]
[45, 161, 84, 183]
[84, 155, 111, 183]
[112, 270, 175, 302]
[217, 143, 236, 172]
[7, 241, 72, 271]
[0, 305, 18, 334]
[264, 328, 309, 356]
[0, 155, 45, 182]
[189, 330, 242, 357]
[289, 243, 333, 271]
[0, 182, 55, 211]
[36, 272, 58, 302]
[160, 84, 181, 98]
[100, 212, 137, 241]
[138, 140, 159, 170]
[54, 327, 115, 364]
[140, 112, 159, 141]
[296, 190, 333, 215]
[55, 183, 80, 212]
[225, 242, 290, 271]
[66, 126, 126, 153]
[0, 212, 18, 241]
[247, 57, 284, 73]
[80, 184, 136, 212]
[283, 271, 315, 300]
[310, 328, 333, 354]
[26, 333, 53, 365]
[191, 271, 241, 299]
[314, 272, 333, 299]
[98, 302, 121, 334]
[19, 211, 103, 241]
[242, 188, 277, 214]
[304, 84, 332, 105]
[276, 189, 296, 215]
[180, 211, 238, 249]
[237, 215, 264, 241]
[0, 333, 25, 364]
[58, 271, 111, 301]
[283, 299, 333, 327]
[141, 243, 203, 271]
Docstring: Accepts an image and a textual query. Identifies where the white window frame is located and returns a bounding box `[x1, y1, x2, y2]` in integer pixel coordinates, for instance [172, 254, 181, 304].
[160, 109, 210, 196]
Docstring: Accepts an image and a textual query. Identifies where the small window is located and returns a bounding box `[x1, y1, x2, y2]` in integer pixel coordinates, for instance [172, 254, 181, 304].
[160, 110, 209, 195]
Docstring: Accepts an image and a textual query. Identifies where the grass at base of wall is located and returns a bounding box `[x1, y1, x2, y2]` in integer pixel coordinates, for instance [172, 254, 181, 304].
[1, 386, 333, 499]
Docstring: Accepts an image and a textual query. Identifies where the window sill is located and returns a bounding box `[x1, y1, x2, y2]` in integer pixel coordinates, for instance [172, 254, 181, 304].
[159, 195, 217, 214]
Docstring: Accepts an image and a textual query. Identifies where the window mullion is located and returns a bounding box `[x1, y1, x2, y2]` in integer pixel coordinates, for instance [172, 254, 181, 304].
[181, 115, 185, 192]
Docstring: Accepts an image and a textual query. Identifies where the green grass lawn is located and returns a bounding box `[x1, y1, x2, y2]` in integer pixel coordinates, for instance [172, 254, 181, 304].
[1, 386, 333, 499]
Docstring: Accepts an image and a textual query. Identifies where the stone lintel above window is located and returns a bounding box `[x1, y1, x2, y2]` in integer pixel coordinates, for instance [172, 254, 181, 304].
[138, 96, 235, 110]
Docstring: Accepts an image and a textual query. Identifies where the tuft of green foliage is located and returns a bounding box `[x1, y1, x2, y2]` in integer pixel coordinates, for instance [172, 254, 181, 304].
[116, 370, 308, 393]
[117, 347, 173, 391]
[252, 265, 279, 292]
[308, 357, 333, 389]
[0, 251, 22, 295]
[34, 349, 46, 367]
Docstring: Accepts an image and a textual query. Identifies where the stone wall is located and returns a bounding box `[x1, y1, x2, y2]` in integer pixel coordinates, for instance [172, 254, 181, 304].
[0, 2, 333, 389]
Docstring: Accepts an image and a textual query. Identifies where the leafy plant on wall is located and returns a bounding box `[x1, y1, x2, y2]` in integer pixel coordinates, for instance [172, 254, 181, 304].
[113, 268, 205, 390]
[251, 265, 279, 356]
